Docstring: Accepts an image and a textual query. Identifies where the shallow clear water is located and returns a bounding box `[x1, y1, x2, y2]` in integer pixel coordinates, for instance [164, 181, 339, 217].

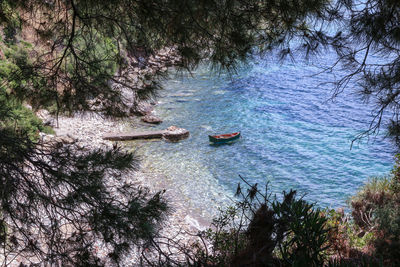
[128, 54, 394, 219]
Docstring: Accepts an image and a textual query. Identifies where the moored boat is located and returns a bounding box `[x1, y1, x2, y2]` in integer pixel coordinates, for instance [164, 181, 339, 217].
[208, 132, 241, 144]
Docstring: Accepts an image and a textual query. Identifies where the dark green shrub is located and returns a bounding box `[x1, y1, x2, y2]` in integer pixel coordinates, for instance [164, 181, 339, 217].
[273, 191, 329, 266]
[324, 208, 377, 264]
[189, 179, 331, 266]
[0, 1, 21, 44]
[350, 176, 392, 229]
[348, 155, 400, 266]
[0, 41, 54, 140]
[0, 94, 53, 141]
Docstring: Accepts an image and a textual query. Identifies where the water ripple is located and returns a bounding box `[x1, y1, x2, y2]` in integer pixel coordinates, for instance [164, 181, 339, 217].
[128, 55, 395, 219]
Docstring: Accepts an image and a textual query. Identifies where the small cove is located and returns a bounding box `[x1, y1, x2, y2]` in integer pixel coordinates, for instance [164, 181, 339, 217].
[127, 55, 395, 220]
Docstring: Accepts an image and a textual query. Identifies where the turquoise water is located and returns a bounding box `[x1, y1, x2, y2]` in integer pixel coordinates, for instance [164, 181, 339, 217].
[129, 55, 394, 217]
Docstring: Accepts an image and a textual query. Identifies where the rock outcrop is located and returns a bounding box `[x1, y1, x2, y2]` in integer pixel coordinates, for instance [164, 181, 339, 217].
[162, 126, 190, 142]
[141, 114, 163, 124]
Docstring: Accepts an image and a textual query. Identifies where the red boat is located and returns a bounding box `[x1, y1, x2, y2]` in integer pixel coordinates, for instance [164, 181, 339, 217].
[208, 132, 241, 144]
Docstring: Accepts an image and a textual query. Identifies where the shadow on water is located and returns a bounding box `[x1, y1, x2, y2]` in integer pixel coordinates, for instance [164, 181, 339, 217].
[209, 139, 242, 147]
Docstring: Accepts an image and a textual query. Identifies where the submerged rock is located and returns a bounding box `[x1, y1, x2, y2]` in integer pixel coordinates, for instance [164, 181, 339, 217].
[141, 114, 163, 124]
[162, 126, 189, 142]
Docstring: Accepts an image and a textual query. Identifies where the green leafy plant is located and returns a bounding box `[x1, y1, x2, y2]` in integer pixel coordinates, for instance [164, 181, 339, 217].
[0, 41, 54, 140]
[347, 157, 400, 266]
[274, 192, 329, 266]
[324, 208, 376, 261]
[172, 178, 332, 266]
[0, 0, 21, 44]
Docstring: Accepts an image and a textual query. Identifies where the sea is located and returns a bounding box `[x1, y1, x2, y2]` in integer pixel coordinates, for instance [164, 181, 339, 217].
[127, 52, 395, 220]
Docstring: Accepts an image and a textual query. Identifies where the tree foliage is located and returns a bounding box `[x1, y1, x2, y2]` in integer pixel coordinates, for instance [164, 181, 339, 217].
[143, 179, 331, 266]
[294, 0, 400, 146]
[0, 0, 333, 265]
[1, 0, 400, 265]
[1, 0, 330, 116]
[0, 112, 168, 265]
[348, 154, 400, 266]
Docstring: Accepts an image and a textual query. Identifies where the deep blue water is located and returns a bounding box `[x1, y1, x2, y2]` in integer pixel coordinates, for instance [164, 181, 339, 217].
[129, 54, 394, 218]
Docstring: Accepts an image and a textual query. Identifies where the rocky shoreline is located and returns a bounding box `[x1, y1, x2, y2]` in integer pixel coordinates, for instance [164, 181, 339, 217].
[37, 45, 206, 230]
[37, 111, 205, 263]
[32, 49, 207, 264]
[55, 114, 202, 233]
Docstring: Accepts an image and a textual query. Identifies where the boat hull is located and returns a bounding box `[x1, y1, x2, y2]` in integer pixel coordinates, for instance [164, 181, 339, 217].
[209, 132, 241, 144]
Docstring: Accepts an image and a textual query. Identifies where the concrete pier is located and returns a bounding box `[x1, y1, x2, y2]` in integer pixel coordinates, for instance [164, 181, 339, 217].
[102, 126, 190, 142]
[102, 130, 166, 141]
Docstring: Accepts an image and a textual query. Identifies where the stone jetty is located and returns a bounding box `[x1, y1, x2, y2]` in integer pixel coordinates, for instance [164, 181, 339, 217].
[102, 126, 189, 142]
